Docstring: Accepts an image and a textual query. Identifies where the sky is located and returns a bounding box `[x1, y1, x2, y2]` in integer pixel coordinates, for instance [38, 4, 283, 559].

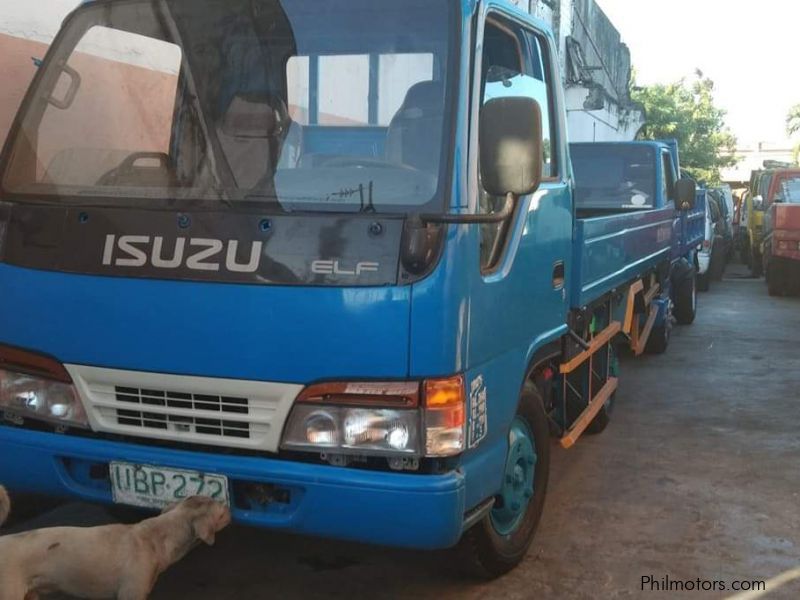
[596, 0, 800, 147]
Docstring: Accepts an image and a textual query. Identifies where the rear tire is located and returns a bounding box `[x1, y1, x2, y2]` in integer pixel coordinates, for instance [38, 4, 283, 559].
[751, 250, 763, 277]
[697, 272, 710, 292]
[740, 238, 751, 265]
[710, 249, 726, 281]
[673, 273, 697, 325]
[459, 382, 550, 579]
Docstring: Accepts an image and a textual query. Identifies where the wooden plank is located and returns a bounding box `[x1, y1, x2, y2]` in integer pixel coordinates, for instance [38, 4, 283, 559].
[633, 305, 659, 356]
[560, 377, 619, 449]
[559, 321, 622, 375]
[623, 280, 644, 334]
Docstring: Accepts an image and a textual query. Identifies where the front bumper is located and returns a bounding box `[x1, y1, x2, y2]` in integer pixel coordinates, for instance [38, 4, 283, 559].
[0, 426, 466, 549]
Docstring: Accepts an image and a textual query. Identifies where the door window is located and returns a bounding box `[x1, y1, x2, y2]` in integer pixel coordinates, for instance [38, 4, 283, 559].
[478, 19, 557, 271]
[661, 152, 675, 203]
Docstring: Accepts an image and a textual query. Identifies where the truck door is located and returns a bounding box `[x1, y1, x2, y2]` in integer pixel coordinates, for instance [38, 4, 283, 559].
[661, 149, 682, 260]
[468, 13, 572, 366]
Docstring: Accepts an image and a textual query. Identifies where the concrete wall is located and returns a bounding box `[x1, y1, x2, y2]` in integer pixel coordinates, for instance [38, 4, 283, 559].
[512, 0, 644, 142]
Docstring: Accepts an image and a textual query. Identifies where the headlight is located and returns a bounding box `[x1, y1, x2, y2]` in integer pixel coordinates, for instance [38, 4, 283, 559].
[280, 377, 466, 460]
[0, 345, 88, 429]
[282, 405, 420, 455]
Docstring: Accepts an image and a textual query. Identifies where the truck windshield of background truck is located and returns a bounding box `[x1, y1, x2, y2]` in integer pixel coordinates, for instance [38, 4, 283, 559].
[571, 144, 657, 210]
[0, 0, 456, 214]
[775, 177, 800, 203]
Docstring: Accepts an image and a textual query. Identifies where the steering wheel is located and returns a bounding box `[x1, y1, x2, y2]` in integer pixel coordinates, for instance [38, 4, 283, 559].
[97, 152, 171, 186]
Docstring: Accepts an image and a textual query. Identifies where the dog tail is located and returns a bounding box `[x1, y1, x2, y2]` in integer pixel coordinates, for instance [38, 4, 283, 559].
[0, 485, 10, 527]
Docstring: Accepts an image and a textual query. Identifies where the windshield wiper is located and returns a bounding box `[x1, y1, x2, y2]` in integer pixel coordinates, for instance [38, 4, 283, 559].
[245, 181, 377, 214]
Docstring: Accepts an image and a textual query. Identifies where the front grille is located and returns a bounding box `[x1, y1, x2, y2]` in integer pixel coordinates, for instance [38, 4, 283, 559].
[68, 365, 304, 452]
[115, 387, 251, 439]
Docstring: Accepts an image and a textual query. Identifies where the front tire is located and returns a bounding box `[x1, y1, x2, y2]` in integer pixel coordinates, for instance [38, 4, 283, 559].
[766, 261, 784, 297]
[459, 382, 550, 579]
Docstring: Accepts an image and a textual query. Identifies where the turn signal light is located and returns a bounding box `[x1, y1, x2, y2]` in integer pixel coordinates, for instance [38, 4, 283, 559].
[424, 376, 465, 457]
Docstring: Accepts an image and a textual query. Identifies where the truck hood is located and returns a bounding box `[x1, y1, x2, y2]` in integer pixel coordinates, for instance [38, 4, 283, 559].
[0, 263, 411, 383]
[775, 204, 800, 235]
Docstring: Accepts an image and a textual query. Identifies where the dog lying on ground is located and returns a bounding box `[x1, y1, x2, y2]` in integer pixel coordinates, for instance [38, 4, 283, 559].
[0, 493, 231, 600]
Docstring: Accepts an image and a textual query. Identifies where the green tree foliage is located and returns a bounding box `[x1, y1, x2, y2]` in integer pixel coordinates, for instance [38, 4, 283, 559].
[787, 104, 800, 137]
[786, 105, 800, 163]
[632, 71, 737, 185]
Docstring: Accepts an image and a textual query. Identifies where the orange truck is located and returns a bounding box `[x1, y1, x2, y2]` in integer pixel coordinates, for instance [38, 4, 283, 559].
[762, 169, 800, 296]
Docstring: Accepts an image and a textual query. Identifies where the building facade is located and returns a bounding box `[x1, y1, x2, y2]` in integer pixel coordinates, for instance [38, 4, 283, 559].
[512, 0, 644, 142]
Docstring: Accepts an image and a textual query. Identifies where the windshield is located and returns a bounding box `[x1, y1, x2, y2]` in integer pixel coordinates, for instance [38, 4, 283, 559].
[1, 0, 456, 213]
[775, 177, 800, 203]
[571, 144, 657, 210]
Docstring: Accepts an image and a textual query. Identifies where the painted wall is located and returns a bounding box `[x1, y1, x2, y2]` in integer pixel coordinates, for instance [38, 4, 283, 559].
[0, 0, 79, 144]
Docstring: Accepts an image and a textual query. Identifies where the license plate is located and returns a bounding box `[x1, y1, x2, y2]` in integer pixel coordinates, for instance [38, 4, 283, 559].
[110, 462, 229, 509]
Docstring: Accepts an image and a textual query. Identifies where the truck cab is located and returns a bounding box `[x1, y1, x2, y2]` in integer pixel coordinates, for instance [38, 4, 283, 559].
[761, 169, 800, 295]
[747, 169, 772, 276]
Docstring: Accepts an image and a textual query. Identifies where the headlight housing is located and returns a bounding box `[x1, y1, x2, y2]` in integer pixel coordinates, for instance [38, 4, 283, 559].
[0, 345, 88, 429]
[280, 377, 465, 461]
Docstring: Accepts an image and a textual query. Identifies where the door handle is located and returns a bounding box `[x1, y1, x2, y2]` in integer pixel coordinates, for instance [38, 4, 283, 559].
[552, 261, 565, 289]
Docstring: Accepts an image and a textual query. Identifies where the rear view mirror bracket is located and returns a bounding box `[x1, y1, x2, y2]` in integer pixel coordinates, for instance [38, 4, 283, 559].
[417, 192, 516, 225]
[48, 62, 81, 110]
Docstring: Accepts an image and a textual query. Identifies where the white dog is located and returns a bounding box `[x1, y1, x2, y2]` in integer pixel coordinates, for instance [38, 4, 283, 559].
[0, 493, 231, 600]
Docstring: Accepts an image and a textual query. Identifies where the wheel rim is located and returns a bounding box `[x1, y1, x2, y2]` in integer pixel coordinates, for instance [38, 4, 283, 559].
[691, 276, 697, 312]
[491, 416, 537, 536]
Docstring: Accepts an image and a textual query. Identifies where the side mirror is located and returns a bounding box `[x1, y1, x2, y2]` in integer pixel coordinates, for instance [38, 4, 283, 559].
[479, 96, 543, 198]
[675, 178, 696, 210]
[753, 195, 764, 210]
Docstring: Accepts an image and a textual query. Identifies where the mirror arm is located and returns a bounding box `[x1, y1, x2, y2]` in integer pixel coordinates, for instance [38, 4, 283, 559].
[418, 192, 516, 225]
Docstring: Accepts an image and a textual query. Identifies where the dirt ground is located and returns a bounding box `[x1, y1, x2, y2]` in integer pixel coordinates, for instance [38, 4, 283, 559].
[7, 264, 800, 599]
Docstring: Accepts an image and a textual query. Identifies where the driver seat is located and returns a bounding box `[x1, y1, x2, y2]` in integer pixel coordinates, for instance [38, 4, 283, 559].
[217, 94, 300, 189]
[385, 81, 445, 173]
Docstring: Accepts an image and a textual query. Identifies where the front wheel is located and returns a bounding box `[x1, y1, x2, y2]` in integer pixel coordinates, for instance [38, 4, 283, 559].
[459, 382, 550, 579]
[766, 262, 784, 297]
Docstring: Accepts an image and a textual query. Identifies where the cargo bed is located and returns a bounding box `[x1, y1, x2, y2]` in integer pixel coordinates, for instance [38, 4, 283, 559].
[571, 204, 704, 309]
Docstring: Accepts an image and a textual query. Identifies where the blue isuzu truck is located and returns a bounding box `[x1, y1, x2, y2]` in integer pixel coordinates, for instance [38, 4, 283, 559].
[0, 0, 701, 576]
